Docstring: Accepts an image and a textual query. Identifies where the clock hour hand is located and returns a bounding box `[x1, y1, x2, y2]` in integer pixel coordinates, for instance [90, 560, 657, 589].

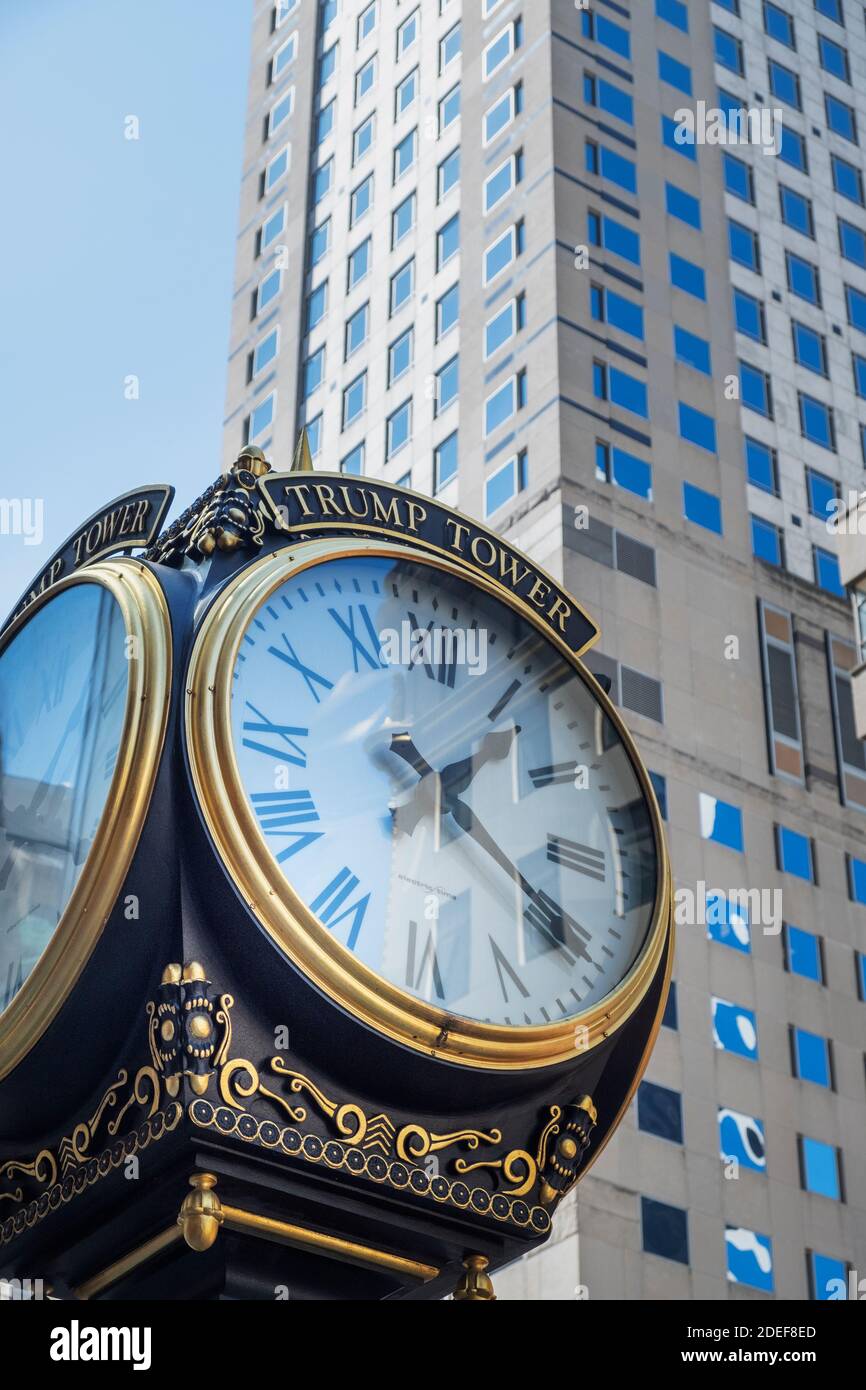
[388, 727, 519, 837]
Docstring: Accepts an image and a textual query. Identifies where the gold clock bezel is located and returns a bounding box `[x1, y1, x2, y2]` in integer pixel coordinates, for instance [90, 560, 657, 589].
[0, 559, 172, 1080]
[185, 537, 671, 1071]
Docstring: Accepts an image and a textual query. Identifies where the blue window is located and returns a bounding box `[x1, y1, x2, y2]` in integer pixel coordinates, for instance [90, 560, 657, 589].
[779, 126, 808, 171]
[389, 328, 413, 385]
[734, 289, 766, 342]
[674, 325, 711, 374]
[662, 978, 677, 1028]
[832, 155, 863, 206]
[719, 1109, 766, 1174]
[746, 437, 778, 492]
[345, 302, 369, 359]
[785, 925, 823, 982]
[656, 0, 688, 32]
[312, 157, 334, 205]
[855, 354, 866, 396]
[819, 33, 849, 80]
[810, 1253, 847, 1301]
[726, 1228, 774, 1293]
[793, 323, 827, 376]
[814, 546, 845, 596]
[707, 893, 751, 953]
[592, 286, 644, 340]
[768, 58, 801, 108]
[682, 480, 723, 531]
[712, 998, 758, 1060]
[857, 952, 866, 1001]
[391, 193, 415, 247]
[584, 74, 634, 127]
[776, 825, 814, 881]
[303, 347, 324, 398]
[839, 219, 866, 268]
[439, 147, 461, 201]
[319, 43, 337, 85]
[390, 258, 414, 314]
[826, 93, 857, 142]
[347, 238, 370, 289]
[724, 153, 754, 203]
[305, 414, 323, 460]
[317, 98, 336, 145]
[847, 854, 866, 904]
[484, 297, 523, 357]
[342, 371, 366, 427]
[485, 376, 522, 435]
[669, 252, 705, 299]
[484, 223, 521, 282]
[799, 393, 835, 449]
[806, 467, 836, 519]
[351, 174, 373, 227]
[306, 282, 327, 331]
[583, 10, 631, 60]
[792, 1028, 832, 1088]
[247, 392, 275, 441]
[590, 211, 641, 266]
[485, 451, 527, 517]
[386, 400, 412, 459]
[700, 793, 744, 851]
[678, 403, 717, 454]
[439, 213, 461, 270]
[251, 328, 279, 378]
[649, 771, 668, 819]
[590, 143, 637, 194]
[740, 362, 772, 417]
[393, 128, 417, 182]
[714, 27, 743, 74]
[729, 220, 760, 271]
[780, 185, 813, 236]
[814, 0, 843, 21]
[763, 2, 795, 46]
[641, 1197, 689, 1264]
[595, 441, 653, 500]
[310, 219, 330, 266]
[596, 363, 649, 419]
[661, 114, 696, 159]
[638, 1081, 683, 1143]
[436, 283, 460, 342]
[435, 356, 459, 416]
[665, 182, 701, 228]
[434, 432, 458, 492]
[658, 50, 692, 95]
[787, 252, 820, 304]
[256, 267, 281, 314]
[752, 517, 784, 567]
[341, 443, 364, 476]
[800, 1137, 841, 1201]
[260, 204, 286, 253]
[846, 285, 866, 332]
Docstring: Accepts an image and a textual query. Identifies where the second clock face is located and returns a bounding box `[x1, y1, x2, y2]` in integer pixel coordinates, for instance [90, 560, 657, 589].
[228, 553, 658, 1028]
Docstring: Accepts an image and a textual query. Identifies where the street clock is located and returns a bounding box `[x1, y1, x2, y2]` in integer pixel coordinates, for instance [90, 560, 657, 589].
[0, 445, 672, 1301]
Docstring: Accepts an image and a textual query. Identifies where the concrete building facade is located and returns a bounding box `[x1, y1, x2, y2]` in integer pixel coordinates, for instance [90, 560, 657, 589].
[224, 0, 866, 1300]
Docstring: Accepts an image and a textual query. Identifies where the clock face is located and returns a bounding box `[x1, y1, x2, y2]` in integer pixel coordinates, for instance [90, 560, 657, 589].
[227, 552, 659, 1029]
[0, 585, 130, 1016]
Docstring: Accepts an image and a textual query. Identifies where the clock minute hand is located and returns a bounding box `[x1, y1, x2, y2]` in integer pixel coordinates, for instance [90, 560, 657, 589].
[389, 727, 520, 837]
[439, 726, 520, 800]
[446, 795, 593, 959]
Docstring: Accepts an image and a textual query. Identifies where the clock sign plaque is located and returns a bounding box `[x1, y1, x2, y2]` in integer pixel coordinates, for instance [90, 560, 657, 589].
[0, 438, 672, 1302]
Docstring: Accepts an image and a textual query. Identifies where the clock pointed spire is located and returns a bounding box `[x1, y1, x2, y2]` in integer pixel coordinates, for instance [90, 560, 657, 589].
[290, 428, 314, 474]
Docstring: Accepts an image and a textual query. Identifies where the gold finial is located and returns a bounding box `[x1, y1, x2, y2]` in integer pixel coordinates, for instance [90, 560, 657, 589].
[161, 963, 183, 985]
[181, 961, 206, 983]
[236, 444, 271, 477]
[453, 1254, 496, 1301]
[178, 1173, 224, 1252]
[290, 428, 314, 473]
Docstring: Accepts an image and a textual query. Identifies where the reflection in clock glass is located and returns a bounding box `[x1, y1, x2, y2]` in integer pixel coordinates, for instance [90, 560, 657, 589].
[230, 555, 658, 1027]
[0, 586, 129, 1015]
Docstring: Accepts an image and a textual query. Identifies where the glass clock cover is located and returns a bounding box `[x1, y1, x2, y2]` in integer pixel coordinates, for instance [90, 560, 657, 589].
[0, 585, 130, 1015]
[228, 553, 658, 1029]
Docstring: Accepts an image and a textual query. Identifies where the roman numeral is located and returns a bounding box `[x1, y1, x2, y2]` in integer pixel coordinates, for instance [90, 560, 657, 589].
[523, 890, 594, 964]
[242, 702, 309, 766]
[529, 762, 578, 789]
[407, 611, 457, 687]
[311, 867, 371, 950]
[250, 790, 323, 861]
[328, 604, 385, 672]
[489, 936, 529, 1004]
[548, 835, 606, 883]
[406, 921, 445, 1000]
[269, 634, 334, 703]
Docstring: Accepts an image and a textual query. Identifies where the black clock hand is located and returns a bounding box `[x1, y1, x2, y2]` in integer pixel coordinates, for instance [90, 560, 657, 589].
[447, 796, 593, 961]
[389, 727, 519, 835]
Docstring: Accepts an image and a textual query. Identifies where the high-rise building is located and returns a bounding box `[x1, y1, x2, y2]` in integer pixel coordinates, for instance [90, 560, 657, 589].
[223, 0, 866, 1301]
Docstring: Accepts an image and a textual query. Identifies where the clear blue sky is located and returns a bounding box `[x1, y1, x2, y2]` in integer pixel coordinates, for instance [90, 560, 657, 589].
[0, 0, 251, 615]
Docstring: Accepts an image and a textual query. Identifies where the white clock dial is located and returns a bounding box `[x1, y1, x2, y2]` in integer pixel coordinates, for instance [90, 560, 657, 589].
[228, 553, 658, 1028]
